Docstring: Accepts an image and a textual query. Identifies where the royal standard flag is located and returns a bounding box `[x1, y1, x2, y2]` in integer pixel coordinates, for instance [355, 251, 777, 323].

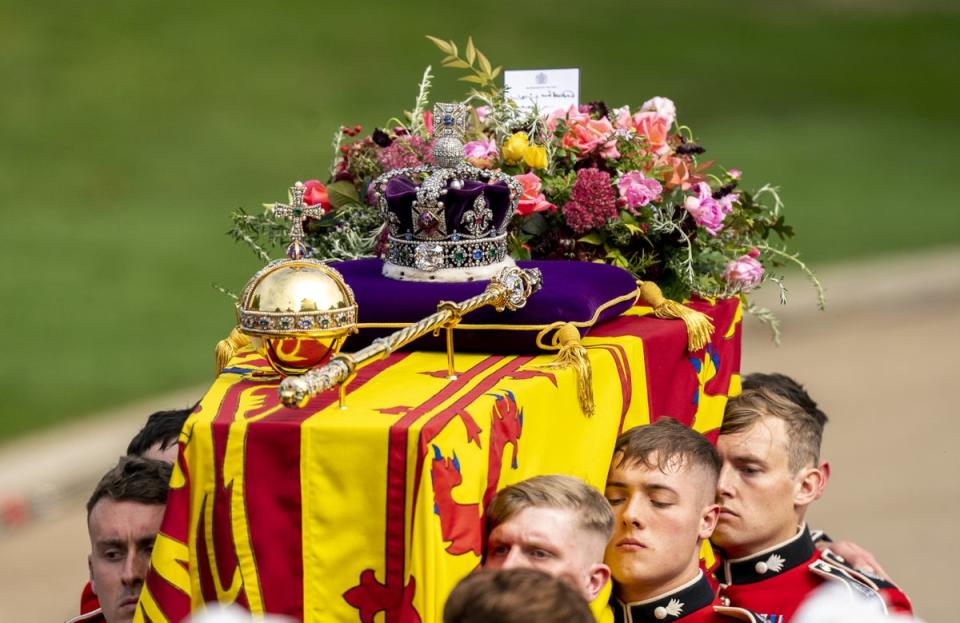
[137, 298, 741, 623]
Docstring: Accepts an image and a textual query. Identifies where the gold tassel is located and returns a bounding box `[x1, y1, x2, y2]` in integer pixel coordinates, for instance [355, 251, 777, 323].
[537, 323, 595, 417]
[215, 326, 251, 376]
[638, 281, 714, 351]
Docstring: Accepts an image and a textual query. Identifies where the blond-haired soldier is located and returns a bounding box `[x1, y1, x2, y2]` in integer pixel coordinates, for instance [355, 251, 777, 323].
[484, 474, 613, 602]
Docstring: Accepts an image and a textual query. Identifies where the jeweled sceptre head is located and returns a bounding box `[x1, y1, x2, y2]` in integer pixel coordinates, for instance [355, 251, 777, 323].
[372, 102, 523, 282]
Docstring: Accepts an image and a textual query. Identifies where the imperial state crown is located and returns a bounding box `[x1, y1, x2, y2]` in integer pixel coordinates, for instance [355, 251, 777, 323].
[372, 102, 523, 282]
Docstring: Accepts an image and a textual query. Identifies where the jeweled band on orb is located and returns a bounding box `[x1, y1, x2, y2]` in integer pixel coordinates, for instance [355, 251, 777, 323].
[238, 306, 358, 337]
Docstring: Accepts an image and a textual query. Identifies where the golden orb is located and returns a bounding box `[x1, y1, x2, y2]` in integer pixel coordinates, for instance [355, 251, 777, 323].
[237, 259, 357, 376]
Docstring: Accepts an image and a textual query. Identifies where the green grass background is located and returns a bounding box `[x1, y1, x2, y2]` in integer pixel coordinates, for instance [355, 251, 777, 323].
[1, 0, 957, 438]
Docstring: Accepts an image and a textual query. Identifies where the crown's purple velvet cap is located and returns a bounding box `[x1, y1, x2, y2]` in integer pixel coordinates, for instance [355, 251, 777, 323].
[385, 176, 512, 236]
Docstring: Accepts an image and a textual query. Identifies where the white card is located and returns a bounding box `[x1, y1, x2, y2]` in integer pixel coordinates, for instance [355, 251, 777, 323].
[503, 68, 579, 114]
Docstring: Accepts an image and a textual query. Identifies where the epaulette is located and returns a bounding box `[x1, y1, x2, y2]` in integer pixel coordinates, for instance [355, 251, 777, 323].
[819, 549, 902, 590]
[808, 556, 888, 613]
[713, 605, 771, 622]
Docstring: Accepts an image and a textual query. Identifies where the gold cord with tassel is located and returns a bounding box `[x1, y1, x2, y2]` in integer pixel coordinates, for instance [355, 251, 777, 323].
[215, 326, 251, 376]
[638, 281, 714, 351]
[537, 323, 595, 417]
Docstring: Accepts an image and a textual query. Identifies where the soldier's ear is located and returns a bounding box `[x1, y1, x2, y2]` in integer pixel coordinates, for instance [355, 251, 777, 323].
[88, 555, 96, 594]
[794, 466, 825, 508]
[584, 563, 611, 602]
[699, 503, 720, 540]
[816, 461, 831, 499]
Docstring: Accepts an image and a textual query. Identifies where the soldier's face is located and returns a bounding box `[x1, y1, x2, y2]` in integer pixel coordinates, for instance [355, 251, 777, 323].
[485, 506, 606, 600]
[603, 453, 718, 602]
[88, 499, 165, 623]
[713, 417, 805, 558]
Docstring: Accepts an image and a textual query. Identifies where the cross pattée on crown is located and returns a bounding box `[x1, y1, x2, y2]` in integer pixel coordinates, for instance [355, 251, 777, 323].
[273, 181, 324, 259]
[434, 102, 467, 138]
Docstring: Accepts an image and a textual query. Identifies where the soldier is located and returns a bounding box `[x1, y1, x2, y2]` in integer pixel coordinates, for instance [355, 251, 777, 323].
[70, 457, 171, 623]
[713, 387, 912, 621]
[483, 474, 613, 602]
[604, 418, 762, 622]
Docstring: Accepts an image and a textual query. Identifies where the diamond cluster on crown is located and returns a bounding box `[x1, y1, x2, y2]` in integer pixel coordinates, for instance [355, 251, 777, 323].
[372, 102, 522, 273]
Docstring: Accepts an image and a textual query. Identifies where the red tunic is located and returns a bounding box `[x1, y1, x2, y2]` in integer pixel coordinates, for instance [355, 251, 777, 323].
[717, 526, 912, 623]
[613, 571, 762, 623]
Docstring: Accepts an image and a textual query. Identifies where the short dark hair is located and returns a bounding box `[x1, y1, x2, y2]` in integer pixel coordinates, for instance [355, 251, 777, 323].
[444, 569, 594, 623]
[86, 456, 172, 517]
[722, 386, 825, 472]
[614, 418, 721, 498]
[742, 373, 828, 428]
[126, 406, 193, 457]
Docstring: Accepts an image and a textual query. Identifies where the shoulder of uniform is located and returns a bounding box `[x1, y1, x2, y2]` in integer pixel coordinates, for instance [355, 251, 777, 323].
[64, 608, 104, 623]
[808, 557, 891, 613]
[712, 605, 769, 622]
[818, 549, 902, 590]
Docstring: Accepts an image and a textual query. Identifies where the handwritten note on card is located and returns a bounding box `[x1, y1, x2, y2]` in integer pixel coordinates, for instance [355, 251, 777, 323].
[503, 68, 579, 113]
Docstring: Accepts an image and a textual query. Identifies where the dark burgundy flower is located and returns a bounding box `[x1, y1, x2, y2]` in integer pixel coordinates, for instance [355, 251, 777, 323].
[372, 128, 392, 148]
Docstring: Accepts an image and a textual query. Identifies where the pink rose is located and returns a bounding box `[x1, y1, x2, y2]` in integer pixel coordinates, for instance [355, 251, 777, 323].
[561, 117, 620, 160]
[544, 105, 589, 132]
[724, 254, 764, 291]
[514, 172, 557, 216]
[614, 107, 672, 156]
[640, 96, 677, 126]
[682, 182, 738, 235]
[464, 138, 498, 160]
[474, 105, 492, 122]
[302, 179, 332, 212]
[617, 171, 663, 211]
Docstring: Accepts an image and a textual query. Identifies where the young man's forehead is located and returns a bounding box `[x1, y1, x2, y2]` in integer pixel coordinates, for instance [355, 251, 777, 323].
[719, 417, 790, 456]
[611, 450, 689, 477]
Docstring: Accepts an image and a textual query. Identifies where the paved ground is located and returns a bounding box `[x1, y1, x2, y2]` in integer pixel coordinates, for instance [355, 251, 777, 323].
[1, 249, 956, 622]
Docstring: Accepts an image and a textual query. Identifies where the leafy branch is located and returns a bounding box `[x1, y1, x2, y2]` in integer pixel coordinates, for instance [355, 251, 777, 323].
[426, 35, 502, 96]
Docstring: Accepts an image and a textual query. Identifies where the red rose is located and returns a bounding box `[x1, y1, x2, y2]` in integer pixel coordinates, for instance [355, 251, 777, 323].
[302, 179, 332, 212]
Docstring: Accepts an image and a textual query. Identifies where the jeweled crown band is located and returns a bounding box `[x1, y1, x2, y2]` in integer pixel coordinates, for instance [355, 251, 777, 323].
[387, 233, 508, 273]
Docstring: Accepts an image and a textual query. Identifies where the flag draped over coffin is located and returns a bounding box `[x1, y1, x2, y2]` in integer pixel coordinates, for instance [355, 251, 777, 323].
[136, 298, 742, 623]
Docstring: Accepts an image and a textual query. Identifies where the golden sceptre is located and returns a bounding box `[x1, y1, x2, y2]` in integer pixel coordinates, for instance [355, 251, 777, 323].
[278, 266, 542, 409]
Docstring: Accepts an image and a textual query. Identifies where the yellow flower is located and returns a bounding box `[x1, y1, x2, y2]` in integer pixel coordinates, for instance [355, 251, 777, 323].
[502, 132, 529, 164]
[523, 145, 548, 170]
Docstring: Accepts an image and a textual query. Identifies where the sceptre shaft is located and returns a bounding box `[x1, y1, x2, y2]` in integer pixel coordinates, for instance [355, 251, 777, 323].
[278, 266, 543, 408]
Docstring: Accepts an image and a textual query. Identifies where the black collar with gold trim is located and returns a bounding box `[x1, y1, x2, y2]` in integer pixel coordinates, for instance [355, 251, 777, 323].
[613, 571, 715, 623]
[719, 525, 816, 585]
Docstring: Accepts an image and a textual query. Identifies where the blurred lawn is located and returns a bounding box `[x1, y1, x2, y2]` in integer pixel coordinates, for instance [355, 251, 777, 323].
[1, 0, 957, 438]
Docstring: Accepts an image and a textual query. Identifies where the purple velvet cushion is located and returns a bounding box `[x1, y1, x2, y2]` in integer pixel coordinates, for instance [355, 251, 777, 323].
[330, 258, 638, 353]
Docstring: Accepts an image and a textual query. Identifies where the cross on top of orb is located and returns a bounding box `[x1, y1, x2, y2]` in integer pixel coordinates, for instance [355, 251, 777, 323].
[273, 181, 324, 260]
